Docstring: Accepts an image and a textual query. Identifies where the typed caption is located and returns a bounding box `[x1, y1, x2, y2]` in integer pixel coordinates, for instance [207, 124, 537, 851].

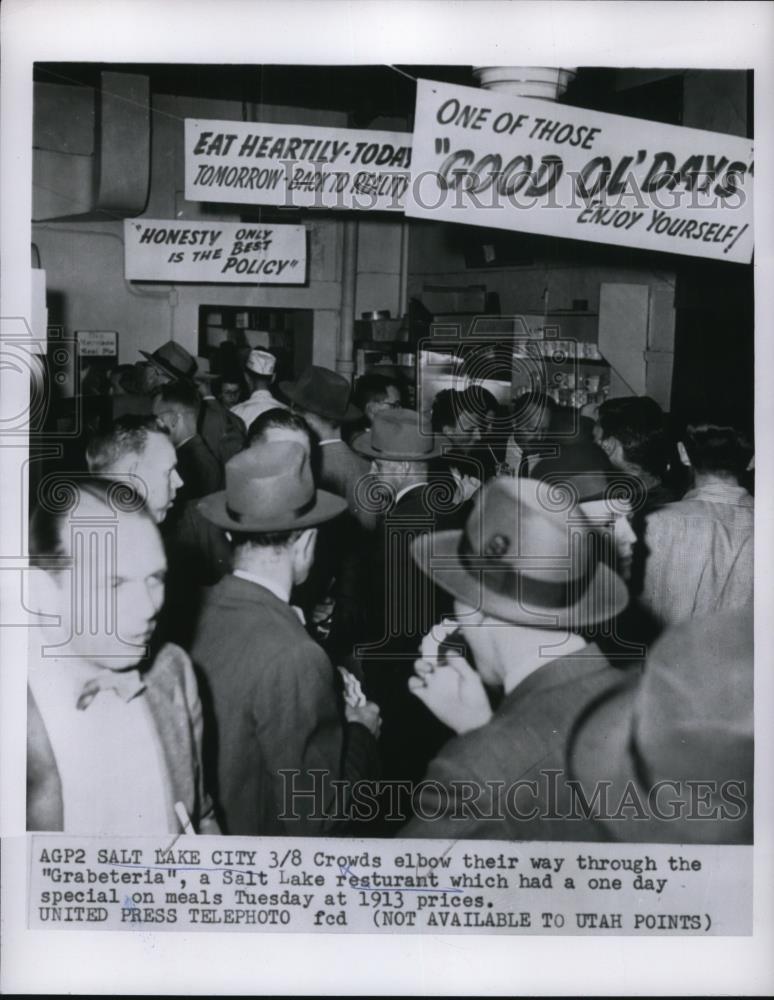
[28, 835, 751, 935]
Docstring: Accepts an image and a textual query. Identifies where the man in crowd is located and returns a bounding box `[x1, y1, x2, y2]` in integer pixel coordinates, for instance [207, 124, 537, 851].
[191, 440, 381, 835]
[231, 348, 287, 428]
[353, 408, 471, 815]
[593, 395, 675, 511]
[430, 388, 485, 502]
[504, 390, 558, 476]
[152, 379, 222, 502]
[567, 606, 753, 845]
[637, 418, 754, 628]
[141, 339, 245, 464]
[352, 372, 402, 428]
[403, 475, 630, 839]
[85, 415, 182, 525]
[26, 477, 218, 834]
[280, 364, 370, 518]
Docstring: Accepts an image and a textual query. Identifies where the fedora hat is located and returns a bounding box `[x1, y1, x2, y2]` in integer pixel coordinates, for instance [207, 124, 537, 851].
[198, 440, 347, 532]
[411, 476, 627, 628]
[567, 607, 753, 844]
[353, 407, 443, 461]
[140, 340, 207, 382]
[532, 456, 646, 507]
[279, 366, 361, 423]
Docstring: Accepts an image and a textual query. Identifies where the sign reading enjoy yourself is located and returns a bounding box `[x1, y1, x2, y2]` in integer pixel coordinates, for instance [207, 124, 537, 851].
[184, 120, 411, 212]
[124, 220, 307, 283]
[405, 80, 754, 263]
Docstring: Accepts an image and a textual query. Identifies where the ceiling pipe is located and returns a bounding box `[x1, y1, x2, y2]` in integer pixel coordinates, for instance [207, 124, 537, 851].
[472, 66, 577, 101]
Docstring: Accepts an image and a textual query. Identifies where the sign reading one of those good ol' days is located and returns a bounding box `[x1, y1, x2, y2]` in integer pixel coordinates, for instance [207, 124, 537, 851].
[123, 220, 307, 283]
[184, 119, 411, 212]
[405, 80, 754, 264]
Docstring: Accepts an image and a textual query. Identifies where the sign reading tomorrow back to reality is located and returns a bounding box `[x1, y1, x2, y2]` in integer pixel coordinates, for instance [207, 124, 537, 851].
[184, 120, 411, 212]
[405, 80, 754, 264]
[123, 220, 307, 283]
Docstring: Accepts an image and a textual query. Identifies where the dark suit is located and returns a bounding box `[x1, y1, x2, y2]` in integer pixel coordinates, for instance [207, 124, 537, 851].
[318, 438, 370, 511]
[161, 501, 232, 649]
[176, 433, 223, 501]
[358, 479, 472, 819]
[26, 643, 219, 834]
[191, 574, 378, 836]
[403, 644, 634, 840]
[199, 396, 245, 466]
[301, 439, 375, 659]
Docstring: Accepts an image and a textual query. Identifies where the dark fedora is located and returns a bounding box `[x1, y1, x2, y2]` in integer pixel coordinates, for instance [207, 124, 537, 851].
[567, 607, 753, 844]
[140, 340, 213, 382]
[410, 476, 627, 628]
[532, 457, 646, 507]
[198, 440, 347, 532]
[279, 365, 361, 423]
[353, 407, 443, 461]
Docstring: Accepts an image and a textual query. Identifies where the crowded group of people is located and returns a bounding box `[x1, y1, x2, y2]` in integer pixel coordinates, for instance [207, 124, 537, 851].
[26, 336, 754, 845]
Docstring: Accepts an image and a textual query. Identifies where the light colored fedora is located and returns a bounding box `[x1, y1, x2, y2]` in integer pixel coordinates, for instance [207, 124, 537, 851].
[568, 607, 753, 844]
[411, 476, 628, 628]
[353, 407, 443, 461]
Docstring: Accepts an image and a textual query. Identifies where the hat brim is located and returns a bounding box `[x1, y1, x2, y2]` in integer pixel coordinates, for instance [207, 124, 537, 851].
[352, 428, 443, 461]
[139, 350, 195, 383]
[197, 486, 348, 532]
[410, 530, 629, 629]
[279, 381, 362, 423]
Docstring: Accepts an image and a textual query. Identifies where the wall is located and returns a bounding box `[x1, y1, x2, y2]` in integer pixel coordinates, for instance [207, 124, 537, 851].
[32, 85, 400, 370]
[406, 212, 677, 408]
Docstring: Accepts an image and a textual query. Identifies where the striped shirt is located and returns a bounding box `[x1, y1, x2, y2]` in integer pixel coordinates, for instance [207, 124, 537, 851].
[638, 482, 753, 629]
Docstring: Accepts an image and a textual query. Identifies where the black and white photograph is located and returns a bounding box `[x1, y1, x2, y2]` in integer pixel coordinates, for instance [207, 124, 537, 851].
[2, 1, 773, 995]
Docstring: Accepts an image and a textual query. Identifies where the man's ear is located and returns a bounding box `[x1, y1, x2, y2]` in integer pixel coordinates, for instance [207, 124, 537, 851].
[598, 434, 617, 458]
[297, 527, 317, 560]
[600, 435, 626, 468]
[677, 441, 691, 467]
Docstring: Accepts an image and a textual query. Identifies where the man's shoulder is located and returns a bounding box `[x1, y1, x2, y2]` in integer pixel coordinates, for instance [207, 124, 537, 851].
[426, 649, 626, 780]
[144, 642, 196, 700]
[194, 576, 312, 655]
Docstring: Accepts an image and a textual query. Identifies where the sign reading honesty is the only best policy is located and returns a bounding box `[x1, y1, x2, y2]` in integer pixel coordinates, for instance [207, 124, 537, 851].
[406, 80, 754, 264]
[184, 120, 411, 212]
[124, 220, 307, 283]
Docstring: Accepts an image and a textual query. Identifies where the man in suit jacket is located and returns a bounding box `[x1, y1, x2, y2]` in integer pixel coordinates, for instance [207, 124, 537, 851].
[152, 379, 222, 502]
[26, 478, 218, 834]
[280, 365, 376, 656]
[191, 440, 381, 836]
[141, 339, 245, 465]
[403, 476, 632, 840]
[351, 409, 472, 818]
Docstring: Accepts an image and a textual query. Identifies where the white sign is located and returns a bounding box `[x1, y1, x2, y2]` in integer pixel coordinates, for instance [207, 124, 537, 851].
[184, 119, 411, 212]
[124, 220, 307, 283]
[406, 80, 754, 264]
[75, 330, 117, 356]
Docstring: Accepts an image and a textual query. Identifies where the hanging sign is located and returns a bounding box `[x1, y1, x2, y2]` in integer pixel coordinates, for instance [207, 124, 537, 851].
[406, 80, 754, 263]
[184, 119, 411, 212]
[123, 219, 307, 283]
